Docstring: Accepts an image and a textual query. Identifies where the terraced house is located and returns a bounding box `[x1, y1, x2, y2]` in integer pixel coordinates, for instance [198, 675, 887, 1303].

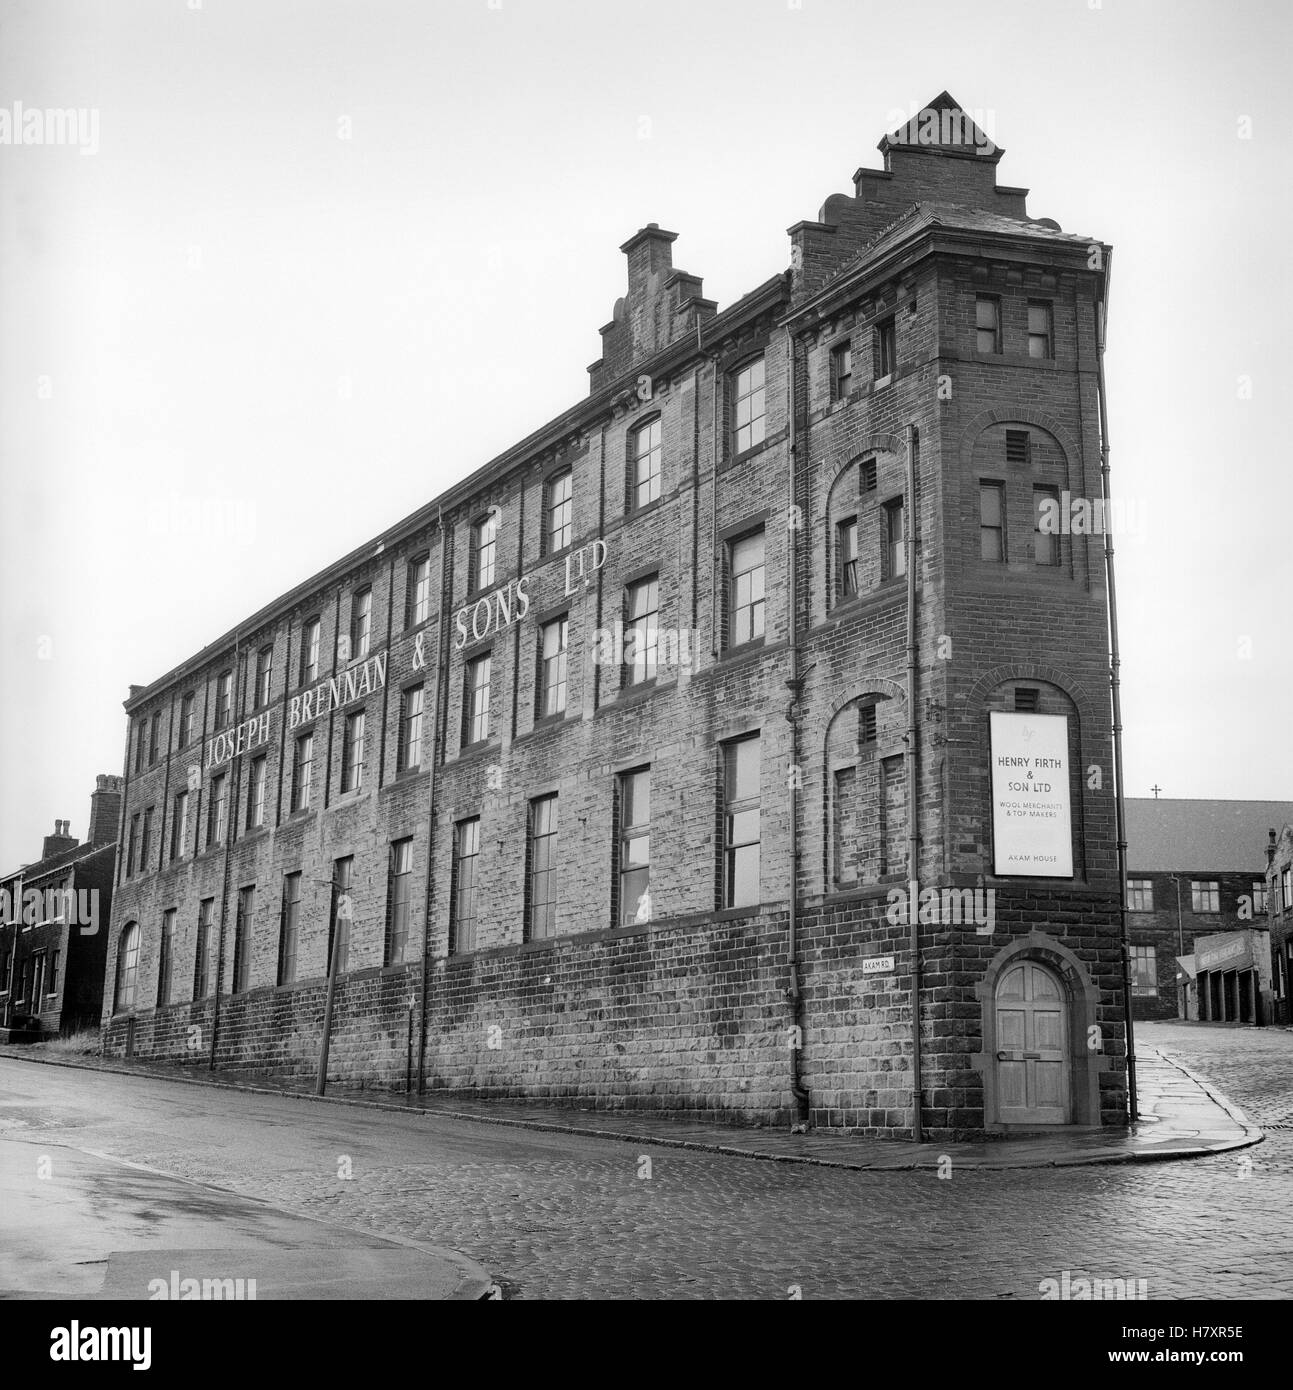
[101, 95, 1130, 1139]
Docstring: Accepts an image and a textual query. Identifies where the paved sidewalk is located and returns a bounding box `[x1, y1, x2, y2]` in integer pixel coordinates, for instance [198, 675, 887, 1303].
[0, 1136, 493, 1300]
[0, 1040, 1261, 1172]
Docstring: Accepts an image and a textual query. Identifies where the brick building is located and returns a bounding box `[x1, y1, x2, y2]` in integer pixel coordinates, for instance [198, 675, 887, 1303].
[1264, 824, 1293, 1024]
[0, 775, 122, 1037]
[1123, 797, 1293, 1021]
[101, 94, 1131, 1138]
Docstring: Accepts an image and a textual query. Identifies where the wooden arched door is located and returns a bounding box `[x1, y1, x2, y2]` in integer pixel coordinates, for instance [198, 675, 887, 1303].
[995, 960, 1069, 1124]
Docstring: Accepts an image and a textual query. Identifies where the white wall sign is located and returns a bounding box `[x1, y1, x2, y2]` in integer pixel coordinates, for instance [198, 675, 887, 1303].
[862, 955, 895, 976]
[989, 711, 1073, 878]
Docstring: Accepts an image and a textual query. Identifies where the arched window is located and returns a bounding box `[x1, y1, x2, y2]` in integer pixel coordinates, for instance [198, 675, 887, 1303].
[114, 922, 140, 1012]
[825, 693, 904, 890]
[824, 453, 884, 614]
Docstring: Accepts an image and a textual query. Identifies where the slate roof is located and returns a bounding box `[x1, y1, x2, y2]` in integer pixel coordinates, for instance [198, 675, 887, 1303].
[820, 200, 1099, 301]
[1124, 799, 1293, 874]
[0, 839, 115, 890]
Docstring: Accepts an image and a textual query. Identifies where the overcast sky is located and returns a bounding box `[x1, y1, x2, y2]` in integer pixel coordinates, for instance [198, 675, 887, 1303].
[2, 0, 1290, 867]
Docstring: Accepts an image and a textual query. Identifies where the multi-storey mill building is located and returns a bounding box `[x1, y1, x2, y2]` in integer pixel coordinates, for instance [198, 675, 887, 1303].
[102, 95, 1127, 1138]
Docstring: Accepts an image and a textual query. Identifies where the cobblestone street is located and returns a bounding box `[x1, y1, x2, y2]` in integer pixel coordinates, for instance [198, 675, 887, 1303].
[2, 1021, 1290, 1300]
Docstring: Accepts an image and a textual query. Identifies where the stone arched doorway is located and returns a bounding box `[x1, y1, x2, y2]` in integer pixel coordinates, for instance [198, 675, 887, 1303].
[972, 931, 1111, 1130]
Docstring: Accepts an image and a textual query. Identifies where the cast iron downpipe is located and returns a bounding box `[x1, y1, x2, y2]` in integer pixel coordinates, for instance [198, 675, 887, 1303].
[1094, 248, 1137, 1121]
[315, 877, 341, 1095]
[416, 508, 451, 1094]
[208, 628, 243, 1071]
[905, 422, 923, 1143]
[783, 324, 811, 1126]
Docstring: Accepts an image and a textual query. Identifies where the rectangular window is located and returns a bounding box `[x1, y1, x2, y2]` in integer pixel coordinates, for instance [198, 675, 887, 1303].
[278, 872, 301, 986]
[207, 772, 227, 848]
[134, 722, 146, 773]
[728, 530, 766, 648]
[301, 617, 321, 685]
[883, 498, 906, 579]
[539, 617, 569, 718]
[1014, 687, 1040, 713]
[631, 418, 662, 510]
[1252, 880, 1267, 914]
[48, 948, 58, 998]
[527, 794, 559, 940]
[860, 457, 877, 493]
[327, 857, 354, 975]
[254, 646, 272, 707]
[546, 469, 573, 553]
[1005, 429, 1031, 466]
[171, 790, 189, 861]
[451, 818, 481, 955]
[1130, 944, 1158, 996]
[350, 588, 372, 661]
[464, 653, 492, 745]
[980, 482, 1005, 562]
[127, 813, 140, 877]
[837, 517, 859, 601]
[1191, 880, 1220, 913]
[215, 670, 232, 730]
[408, 555, 431, 628]
[723, 735, 761, 909]
[179, 692, 195, 748]
[874, 316, 896, 380]
[233, 885, 254, 994]
[194, 898, 214, 999]
[246, 754, 267, 829]
[619, 768, 651, 926]
[734, 357, 766, 454]
[471, 515, 497, 591]
[624, 576, 659, 686]
[1283, 868, 1292, 911]
[1127, 879, 1154, 912]
[291, 732, 313, 812]
[833, 765, 859, 890]
[399, 685, 424, 772]
[148, 711, 161, 764]
[1027, 301, 1053, 359]
[976, 296, 1001, 354]
[387, 838, 413, 966]
[341, 711, 365, 792]
[831, 341, 853, 399]
[158, 908, 175, 1007]
[140, 806, 153, 871]
[1033, 485, 1060, 566]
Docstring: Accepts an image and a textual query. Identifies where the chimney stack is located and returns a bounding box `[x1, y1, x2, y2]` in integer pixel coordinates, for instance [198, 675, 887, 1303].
[41, 820, 79, 862]
[88, 774, 125, 847]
